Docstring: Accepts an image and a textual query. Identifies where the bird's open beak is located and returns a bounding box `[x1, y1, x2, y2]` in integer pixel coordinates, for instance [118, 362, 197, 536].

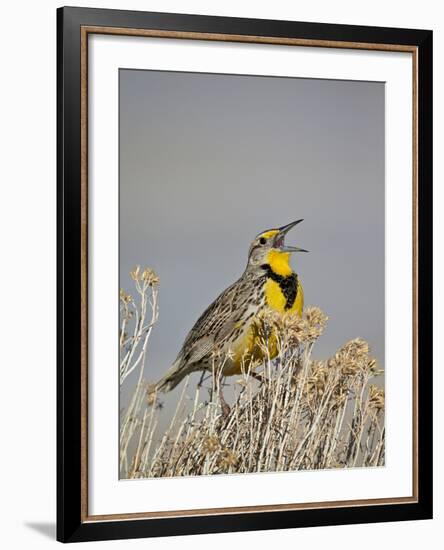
[274, 219, 309, 253]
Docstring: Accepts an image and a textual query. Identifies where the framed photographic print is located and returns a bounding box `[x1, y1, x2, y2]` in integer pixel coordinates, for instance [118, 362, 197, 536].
[57, 6, 433, 543]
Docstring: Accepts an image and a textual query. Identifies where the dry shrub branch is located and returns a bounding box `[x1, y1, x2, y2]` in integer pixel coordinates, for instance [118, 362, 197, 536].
[120, 267, 385, 479]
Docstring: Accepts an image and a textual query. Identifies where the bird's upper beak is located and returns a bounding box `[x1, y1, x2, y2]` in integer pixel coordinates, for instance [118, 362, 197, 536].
[274, 219, 309, 253]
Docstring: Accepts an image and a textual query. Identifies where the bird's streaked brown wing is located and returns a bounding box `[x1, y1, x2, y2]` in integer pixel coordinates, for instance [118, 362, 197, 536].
[155, 275, 260, 392]
[177, 276, 253, 364]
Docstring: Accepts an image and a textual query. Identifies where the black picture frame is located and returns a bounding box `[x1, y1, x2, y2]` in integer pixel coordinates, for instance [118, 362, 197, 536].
[57, 6, 433, 543]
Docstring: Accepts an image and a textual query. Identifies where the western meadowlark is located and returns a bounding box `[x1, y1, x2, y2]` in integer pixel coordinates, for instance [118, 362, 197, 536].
[155, 220, 307, 393]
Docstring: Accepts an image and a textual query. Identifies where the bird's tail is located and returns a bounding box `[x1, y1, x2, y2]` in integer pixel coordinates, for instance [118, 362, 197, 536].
[149, 358, 193, 397]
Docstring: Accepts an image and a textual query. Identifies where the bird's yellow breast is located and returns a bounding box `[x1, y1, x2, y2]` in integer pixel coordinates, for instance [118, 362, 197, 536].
[223, 250, 303, 376]
[264, 249, 303, 315]
[224, 320, 280, 376]
[265, 278, 304, 315]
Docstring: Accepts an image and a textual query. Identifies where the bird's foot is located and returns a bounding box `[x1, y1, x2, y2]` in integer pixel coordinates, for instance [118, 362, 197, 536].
[219, 388, 231, 419]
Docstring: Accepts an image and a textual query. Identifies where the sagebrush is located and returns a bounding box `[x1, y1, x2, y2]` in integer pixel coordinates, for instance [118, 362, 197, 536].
[120, 266, 385, 479]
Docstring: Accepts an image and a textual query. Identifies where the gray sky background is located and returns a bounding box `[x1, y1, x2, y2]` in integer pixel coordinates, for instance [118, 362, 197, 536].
[119, 69, 385, 418]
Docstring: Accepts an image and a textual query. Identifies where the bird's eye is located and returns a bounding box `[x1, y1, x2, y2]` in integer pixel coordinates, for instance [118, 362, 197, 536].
[259, 237, 267, 245]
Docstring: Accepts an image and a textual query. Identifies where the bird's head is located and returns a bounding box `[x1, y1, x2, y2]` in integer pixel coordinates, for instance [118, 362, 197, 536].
[247, 220, 308, 274]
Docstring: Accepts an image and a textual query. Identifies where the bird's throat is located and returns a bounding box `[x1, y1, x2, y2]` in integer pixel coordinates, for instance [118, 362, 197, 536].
[263, 250, 301, 314]
[266, 249, 292, 276]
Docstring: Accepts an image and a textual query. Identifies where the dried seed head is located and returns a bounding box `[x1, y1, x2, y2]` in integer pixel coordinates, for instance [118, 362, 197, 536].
[332, 385, 348, 407]
[211, 348, 235, 363]
[119, 288, 133, 303]
[258, 307, 329, 349]
[130, 265, 141, 281]
[286, 317, 311, 345]
[330, 338, 376, 377]
[141, 268, 160, 286]
[368, 358, 384, 377]
[304, 307, 329, 340]
[369, 385, 385, 410]
[306, 362, 329, 397]
[225, 349, 235, 361]
[202, 435, 220, 454]
[340, 359, 361, 376]
[217, 448, 238, 468]
[342, 338, 370, 359]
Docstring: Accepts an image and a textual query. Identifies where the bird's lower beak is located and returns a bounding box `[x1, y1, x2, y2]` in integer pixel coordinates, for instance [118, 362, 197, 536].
[275, 219, 309, 253]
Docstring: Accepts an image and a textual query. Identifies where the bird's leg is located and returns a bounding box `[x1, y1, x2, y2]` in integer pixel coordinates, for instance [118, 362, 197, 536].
[218, 377, 231, 419]
[198, 370, 212, 388]
[263, 322, 271, 350]
[262, 321, 274, 380]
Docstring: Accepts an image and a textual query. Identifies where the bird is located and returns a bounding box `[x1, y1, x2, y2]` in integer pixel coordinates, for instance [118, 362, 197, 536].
[154, 220, 308, 394]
